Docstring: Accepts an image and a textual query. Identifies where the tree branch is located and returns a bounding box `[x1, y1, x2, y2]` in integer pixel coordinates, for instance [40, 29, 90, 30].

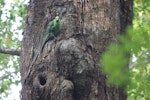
[0, 71, 18, 81]
[0, 47, 20, 56]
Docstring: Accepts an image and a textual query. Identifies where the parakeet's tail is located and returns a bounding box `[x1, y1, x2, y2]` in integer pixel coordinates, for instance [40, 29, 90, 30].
[40, 33, 54, 53]
[40, 39, 46, 53]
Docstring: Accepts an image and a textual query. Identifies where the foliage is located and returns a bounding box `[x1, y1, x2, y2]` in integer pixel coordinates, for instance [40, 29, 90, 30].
[102, 0, 150, 100]
[0, 0, 27, 99]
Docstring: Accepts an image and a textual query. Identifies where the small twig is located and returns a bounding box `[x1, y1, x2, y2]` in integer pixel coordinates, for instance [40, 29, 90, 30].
[0, 47, 20, 56]
[0, 71, 18, 81]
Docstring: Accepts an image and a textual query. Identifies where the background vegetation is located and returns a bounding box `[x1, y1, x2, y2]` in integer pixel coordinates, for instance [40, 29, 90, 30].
[0, 0, 27, 99]
[0, 0, 149, 100]
[102, 0, 150, 100]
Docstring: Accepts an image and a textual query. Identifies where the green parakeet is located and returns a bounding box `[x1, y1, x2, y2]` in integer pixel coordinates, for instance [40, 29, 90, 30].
[41, 16, 62, 52]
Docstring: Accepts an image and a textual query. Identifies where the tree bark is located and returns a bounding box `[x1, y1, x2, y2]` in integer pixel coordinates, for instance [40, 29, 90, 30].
[20, 0, 133, 100]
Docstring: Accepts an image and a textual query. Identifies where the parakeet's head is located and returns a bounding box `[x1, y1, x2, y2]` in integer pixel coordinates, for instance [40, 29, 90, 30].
[56, 16, 59, 19]
[55, 16, 60, 23]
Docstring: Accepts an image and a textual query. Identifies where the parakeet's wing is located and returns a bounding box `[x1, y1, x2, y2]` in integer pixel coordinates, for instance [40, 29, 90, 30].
[52, 19, 62, 36]
[40, 32, 54, 52]
[46, 19, 57, 33]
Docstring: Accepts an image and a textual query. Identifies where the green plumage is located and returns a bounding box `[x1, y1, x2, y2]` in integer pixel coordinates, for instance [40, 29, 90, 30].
[41, 16, 62, 52]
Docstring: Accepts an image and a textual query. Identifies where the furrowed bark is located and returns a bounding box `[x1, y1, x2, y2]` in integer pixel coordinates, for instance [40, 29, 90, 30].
[20, 0, 133, 100]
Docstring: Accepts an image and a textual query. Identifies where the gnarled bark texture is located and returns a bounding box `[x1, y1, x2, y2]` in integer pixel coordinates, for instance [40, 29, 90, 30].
[20, 0, 133, 100]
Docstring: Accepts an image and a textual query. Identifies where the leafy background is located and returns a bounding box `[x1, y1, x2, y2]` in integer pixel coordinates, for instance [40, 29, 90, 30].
[102, 0, 150, 100]
[0, 0, 27, 99]
[0, 0, 149, 100]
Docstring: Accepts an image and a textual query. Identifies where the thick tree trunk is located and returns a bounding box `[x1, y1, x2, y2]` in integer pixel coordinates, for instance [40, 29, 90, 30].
[20, 0, 133, 100]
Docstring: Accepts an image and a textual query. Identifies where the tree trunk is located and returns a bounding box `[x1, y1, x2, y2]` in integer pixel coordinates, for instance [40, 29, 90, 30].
[20, 0, 133, 100]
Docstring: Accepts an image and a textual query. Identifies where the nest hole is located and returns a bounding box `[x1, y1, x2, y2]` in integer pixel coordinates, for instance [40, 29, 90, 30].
[39, 75, 47, 86]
